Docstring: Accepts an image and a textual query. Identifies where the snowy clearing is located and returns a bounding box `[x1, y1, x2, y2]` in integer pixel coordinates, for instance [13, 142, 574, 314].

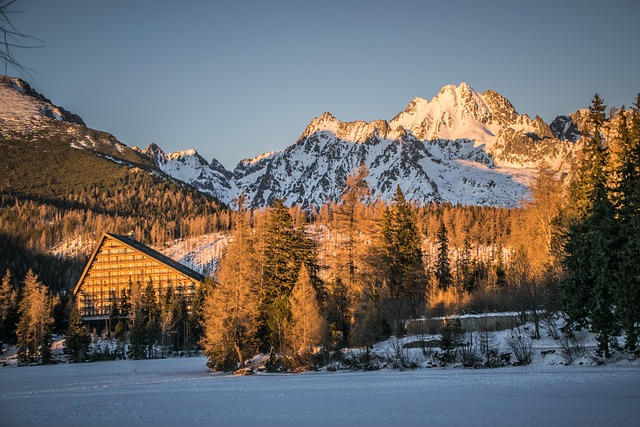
[1, 357, 639, 427]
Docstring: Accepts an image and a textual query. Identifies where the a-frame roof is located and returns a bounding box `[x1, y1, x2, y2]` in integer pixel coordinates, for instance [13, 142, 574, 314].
[73, 232, 206, 296]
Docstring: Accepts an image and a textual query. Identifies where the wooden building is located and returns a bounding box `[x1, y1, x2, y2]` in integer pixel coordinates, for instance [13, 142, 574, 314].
[73, 232, 205, 320]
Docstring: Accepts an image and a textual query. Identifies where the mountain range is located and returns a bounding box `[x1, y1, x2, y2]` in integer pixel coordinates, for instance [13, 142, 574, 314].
[1, 76, 585, 209]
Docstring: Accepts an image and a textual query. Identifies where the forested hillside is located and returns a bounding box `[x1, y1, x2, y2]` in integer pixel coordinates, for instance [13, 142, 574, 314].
[0, 79, 227, 298]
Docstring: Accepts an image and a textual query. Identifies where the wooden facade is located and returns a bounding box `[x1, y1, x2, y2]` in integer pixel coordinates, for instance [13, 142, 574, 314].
[73, 233, 205, 320]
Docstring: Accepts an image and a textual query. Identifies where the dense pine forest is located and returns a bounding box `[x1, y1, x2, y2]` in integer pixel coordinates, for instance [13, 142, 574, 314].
[1, 94, 639, 369]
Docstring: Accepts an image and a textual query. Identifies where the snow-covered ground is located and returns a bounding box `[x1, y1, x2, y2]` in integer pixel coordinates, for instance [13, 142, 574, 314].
[1, 356, 638, 427]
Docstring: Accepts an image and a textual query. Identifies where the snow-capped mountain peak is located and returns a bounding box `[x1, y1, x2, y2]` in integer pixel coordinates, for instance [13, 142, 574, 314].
[139, 144, 236, 204]
[390, 82, 502, 145]
[299, 111, 393, 144]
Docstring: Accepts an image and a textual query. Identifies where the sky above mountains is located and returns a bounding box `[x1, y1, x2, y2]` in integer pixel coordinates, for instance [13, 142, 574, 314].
[9, 0, 640, 169]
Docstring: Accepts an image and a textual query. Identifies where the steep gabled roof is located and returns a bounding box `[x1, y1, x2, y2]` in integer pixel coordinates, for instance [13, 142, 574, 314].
[73, 232, 205, 296]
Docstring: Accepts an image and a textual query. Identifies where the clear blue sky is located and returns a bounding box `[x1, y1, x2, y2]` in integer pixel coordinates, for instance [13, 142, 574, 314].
[8, 0, 640, 169]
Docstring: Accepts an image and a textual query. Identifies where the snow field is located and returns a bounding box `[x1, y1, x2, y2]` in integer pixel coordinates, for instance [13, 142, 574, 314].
[1, 356, 638, 427]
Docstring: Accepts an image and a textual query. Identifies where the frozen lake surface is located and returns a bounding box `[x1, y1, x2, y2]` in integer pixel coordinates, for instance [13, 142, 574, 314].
[1, 356, 639, 427]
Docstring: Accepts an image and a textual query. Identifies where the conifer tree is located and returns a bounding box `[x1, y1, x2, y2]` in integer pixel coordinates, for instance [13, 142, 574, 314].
[331, 165, 372, 332]
[435, 220, 452, 291]
[142, 281, 160, 358]
[334, 164, 371, 289]
[64, 300, 91, 363]
[159, 285, 176, 357]
[377, 186, 426, 318]
[171, 293, 189, 353]
[127, 281, 147, 359]
[202, 203, 258, 371]
[255, 199, 318, 354]
[16, 270, 54, 364]
[457, 235, 474, 293]
[288, 265, 324, 367]
[0, 269, 17, 349]
[611, 98, 640, 350]
[562, 94, 619, 356]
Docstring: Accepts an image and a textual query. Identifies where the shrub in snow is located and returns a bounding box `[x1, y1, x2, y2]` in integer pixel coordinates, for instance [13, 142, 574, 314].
[542, 313, 562, 340]
[438, 317, 464, 365]
[559, 329, 589, 363]
[341, 349, 382, 371]
[384, 337, 419, 370]
[505, 328, 532, 365]
[459, 332, 482, 368]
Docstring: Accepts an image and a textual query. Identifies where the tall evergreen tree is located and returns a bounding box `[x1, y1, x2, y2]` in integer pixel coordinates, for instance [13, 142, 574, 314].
[159, 285, 176, 357]
[457, 235, 474, 293]
[255, 199, 318, 354]
[63, 300, 91, 363]
[435, 220, 452, 291]
[127, 281, 147, 359]
[611, 99, 640, 350]
[142, 280, 160, 358]
[562, 94, 619, 357]
[16, 270, 55, 364]
[378, 186, 426, 319]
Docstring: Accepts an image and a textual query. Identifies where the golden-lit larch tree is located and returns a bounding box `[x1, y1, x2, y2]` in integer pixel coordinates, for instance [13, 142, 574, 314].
[330, 164, 373, 340]
[202, 200, 258, 371]
[288, 264, 324, 367]
[0, 269, 17, 348]
[16, 270, 54, 364]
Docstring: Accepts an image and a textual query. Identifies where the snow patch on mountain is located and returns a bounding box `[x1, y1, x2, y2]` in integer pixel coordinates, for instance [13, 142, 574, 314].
[0, 76, 85, 131]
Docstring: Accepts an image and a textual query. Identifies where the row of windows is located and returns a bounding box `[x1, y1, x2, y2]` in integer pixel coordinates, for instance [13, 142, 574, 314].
[81, 289, 196, 305]
[89, 268, 173, 278]
[85, 273, 189, 283]
[80, 281, 197, 295]
[100, 247, 133, 254]
[95, 255, 148, 263]
[80, 293, 196, 317]
[91, 264, 169, 273]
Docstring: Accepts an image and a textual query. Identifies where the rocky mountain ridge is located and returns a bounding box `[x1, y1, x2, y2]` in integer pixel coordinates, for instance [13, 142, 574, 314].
[1, 76, 586, 209]
[143, 83, 583, 208]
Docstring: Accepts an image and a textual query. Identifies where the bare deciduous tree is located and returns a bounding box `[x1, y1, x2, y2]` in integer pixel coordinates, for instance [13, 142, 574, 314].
[1, 0, 42, 75]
